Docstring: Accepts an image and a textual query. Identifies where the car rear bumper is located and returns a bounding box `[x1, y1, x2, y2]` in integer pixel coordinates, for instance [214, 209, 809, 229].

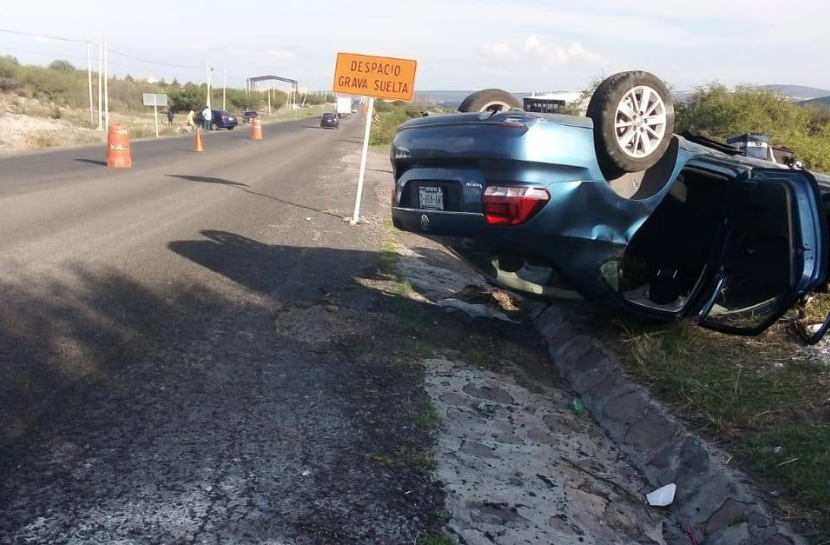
[391, 202, 627, 302]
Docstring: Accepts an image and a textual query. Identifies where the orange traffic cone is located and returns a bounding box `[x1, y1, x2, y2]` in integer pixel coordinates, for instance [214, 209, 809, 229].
[106, 123, 131, 168]
[251, 117, 262, 140]
[194, 129, 205, 152]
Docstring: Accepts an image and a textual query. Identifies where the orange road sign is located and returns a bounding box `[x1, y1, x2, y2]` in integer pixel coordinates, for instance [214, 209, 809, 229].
[333, 52, 417, 102]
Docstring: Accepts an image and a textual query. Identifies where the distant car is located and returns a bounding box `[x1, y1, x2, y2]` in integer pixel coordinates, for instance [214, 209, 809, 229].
[196, 109, 238, 130]
[320, 112, 339, 129]
[351, 109, 358, 114]
[391, 71, 830, 343]
[243, 111, 259, 124]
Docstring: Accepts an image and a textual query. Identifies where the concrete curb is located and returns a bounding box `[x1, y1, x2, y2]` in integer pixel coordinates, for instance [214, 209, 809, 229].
[529, 302, 807, 545]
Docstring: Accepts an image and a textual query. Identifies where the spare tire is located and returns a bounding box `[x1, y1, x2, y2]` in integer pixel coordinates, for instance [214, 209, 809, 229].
[458, 89, 521, 113]
[586, 71, 674, 179]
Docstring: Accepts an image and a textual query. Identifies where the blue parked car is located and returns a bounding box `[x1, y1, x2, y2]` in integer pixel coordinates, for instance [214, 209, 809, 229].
[195, 109, 238, 130]
[390, 71, 830, 342]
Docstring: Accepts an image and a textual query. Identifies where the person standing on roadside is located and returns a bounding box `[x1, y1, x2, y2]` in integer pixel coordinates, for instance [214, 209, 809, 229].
[186, 108, 195, 132]
[167, 108, 174, 126]
[201, 105, 212, 132]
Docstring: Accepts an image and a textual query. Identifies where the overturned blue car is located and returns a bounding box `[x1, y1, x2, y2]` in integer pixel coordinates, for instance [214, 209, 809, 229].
[390, 71, 830, 342]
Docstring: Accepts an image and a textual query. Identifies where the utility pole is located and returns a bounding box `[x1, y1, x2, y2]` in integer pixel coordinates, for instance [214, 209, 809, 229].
[222, 69, 226, 111]
[86, 40, 94, 127]
[103, 37, 109, 132]
[97, 42, 103, 130]
[206, 63, 212, 108]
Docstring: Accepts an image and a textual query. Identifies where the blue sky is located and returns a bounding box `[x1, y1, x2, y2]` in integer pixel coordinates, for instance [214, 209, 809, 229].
[2, 0, 829, 92]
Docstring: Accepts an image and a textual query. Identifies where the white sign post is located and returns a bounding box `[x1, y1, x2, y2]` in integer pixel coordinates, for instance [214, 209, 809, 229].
[350, 96, 375, 225]
[333, 52, 417, 226]
[142, 93, 168, 138]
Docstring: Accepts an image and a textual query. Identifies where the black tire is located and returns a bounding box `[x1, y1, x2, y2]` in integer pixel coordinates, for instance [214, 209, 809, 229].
[586, 71, 674, 179]
[458, 89, 521, 113]
[211, 122, 219, 131]
[227, 127, 234, 131]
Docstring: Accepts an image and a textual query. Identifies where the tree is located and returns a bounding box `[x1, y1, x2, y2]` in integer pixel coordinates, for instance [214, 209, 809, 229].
[48, 59, 75, 71]
[0, 55, 19, 80]
[168, 83, 204, 112]
[22, 66, 71, 101]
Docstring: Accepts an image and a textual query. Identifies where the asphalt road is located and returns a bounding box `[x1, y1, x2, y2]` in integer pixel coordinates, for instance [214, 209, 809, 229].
[0, 117, 445, 544]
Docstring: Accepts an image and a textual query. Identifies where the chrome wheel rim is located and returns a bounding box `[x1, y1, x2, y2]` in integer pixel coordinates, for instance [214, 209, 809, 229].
[614, 85, 667, 159]
[478, 100, 515, 113]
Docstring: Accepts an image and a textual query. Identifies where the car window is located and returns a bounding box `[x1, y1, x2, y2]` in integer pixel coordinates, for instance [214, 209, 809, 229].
[702, 181, 796, 330]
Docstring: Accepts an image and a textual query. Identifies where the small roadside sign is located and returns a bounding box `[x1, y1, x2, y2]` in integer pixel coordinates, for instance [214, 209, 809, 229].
[142, 93, 168, 107]
[142, 93, 168, 138]
[333, 53, 417, 102]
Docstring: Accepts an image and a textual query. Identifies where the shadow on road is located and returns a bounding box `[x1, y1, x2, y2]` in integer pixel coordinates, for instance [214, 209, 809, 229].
[0, 264, 227, 453]
[74, 158, 107, 167]
[0, 232, 455, 543]
[166, 175, 343, 219]
[0, 234, 386, 461]
[168, 230, 377, 297]
[168, 174, 250, 187]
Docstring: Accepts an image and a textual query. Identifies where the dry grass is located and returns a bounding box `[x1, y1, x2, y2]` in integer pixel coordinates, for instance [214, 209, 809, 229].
[615, 321, 830, 542]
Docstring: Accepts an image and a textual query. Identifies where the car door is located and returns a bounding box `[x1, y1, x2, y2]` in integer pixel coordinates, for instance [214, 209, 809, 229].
[698, 168, 827, 337]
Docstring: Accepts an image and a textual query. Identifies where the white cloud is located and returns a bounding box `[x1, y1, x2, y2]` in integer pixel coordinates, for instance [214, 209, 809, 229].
[266, 49, 296, 60]
[482, 35, 608, 81]
[523, 35, 547, 56]
[481, 42, 518, 61]
[551, 43, 605, 65]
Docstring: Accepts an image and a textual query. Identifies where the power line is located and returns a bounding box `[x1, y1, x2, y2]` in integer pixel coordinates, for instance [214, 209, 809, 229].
[0, 45, 89, 63]
[0, 27, 87, 44]
[0, 27, 202, 70]
[108, 47, 202, 69]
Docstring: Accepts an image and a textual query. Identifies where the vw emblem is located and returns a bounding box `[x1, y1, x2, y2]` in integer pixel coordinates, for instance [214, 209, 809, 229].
[420, 214, 430, 231]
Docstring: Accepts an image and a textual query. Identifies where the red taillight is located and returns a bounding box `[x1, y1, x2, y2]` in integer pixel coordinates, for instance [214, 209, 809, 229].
[482, 186, 549, 226]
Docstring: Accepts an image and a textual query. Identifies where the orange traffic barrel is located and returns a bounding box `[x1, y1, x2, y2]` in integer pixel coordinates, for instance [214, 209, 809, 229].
[106, 123, 131, 168]
[251, 117, 262, 140]
[194, 129, 205, 152]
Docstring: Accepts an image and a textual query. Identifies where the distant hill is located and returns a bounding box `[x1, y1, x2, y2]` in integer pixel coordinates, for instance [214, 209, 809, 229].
[415, 86, 830, 109]
[414, 90, 476, 109]
[414, 90, 579, 109]
[758, 85, 830, 101]
[799, 96, 830, 108]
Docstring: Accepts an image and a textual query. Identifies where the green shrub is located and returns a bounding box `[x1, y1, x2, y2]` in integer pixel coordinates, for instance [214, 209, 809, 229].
[677, 84, 830, 172]
[48, 59, 76, 71]
[370, 101, 423, 146]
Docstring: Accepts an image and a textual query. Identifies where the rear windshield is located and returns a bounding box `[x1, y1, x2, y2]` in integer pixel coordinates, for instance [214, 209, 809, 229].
[323, 113, 337, 119]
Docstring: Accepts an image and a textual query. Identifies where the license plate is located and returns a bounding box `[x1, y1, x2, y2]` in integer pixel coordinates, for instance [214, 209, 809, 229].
[419, 186, 444, 210]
